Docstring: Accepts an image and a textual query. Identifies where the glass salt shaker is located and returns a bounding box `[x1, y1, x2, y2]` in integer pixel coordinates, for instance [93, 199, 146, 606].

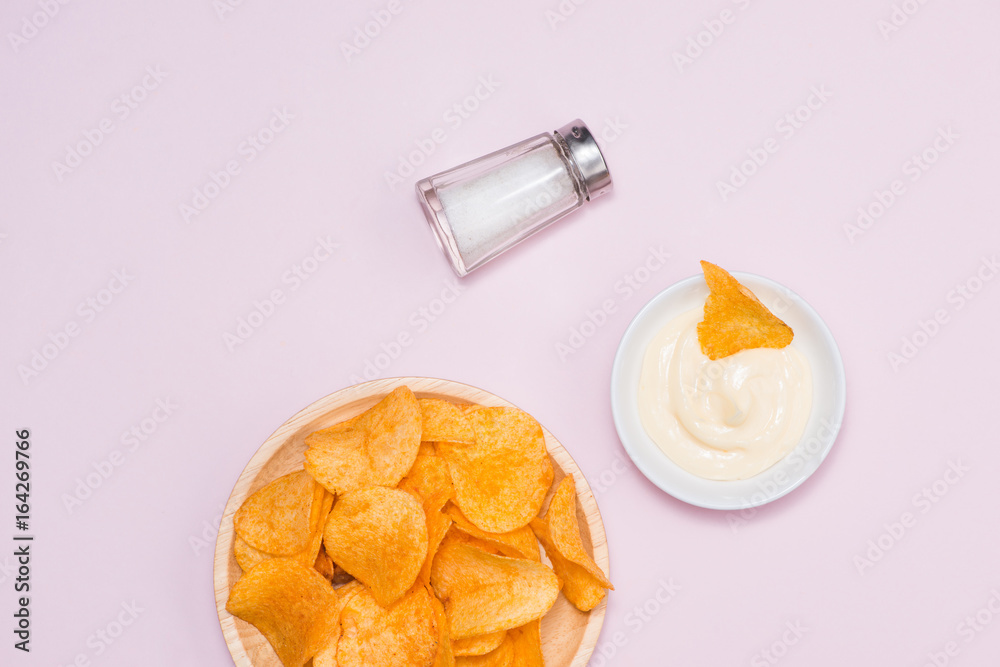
[415, 119, 613, 276]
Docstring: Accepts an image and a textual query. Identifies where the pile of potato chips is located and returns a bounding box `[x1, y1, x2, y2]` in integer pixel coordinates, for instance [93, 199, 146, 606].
[697, 260, 794, 359]
[226, 386, 613, 666]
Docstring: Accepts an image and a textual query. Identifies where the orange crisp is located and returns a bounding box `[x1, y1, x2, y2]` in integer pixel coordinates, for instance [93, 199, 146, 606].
[696, 260, 793, 359]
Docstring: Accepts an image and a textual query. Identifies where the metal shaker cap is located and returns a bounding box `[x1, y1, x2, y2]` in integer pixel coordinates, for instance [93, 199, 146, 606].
[554, 119, 613, 201]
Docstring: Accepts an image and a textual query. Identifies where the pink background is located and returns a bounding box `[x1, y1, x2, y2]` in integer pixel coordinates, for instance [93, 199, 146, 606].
[3, 1, 999, 665]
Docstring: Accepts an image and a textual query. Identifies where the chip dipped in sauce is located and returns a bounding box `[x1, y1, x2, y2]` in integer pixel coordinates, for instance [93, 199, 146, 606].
[637, 264, 813, 481]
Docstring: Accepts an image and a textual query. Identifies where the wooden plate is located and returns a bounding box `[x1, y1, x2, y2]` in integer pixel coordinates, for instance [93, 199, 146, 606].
[214, 377, 609, 666]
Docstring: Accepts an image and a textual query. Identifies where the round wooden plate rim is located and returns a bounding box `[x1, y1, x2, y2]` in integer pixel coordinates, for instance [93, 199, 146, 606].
[214, 377, 609, 667]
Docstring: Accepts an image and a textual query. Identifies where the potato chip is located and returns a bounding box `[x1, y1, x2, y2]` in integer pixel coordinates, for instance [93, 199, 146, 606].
[420, 399, 476, 444]
[323, 486, 428, 607]
[297, 489, 335, 568]
[696, 260, 793, 360]
[234, 539, 319, 573]
[508, 620, 543, 667]
[234, 482, 333, 574]
[543, 476, 611, 588]
[305, 386, 422, 494]
[327, 580, 364, 614]
[312, 643, 336, 666]
[312, 646, 335, 667]
[312, 582, 364, 667]
[234, 470, 317, 556]
[308, 485, 333, 532]
[234, 535, 271, 573]
[419, 441, 438, 456]
[430, 539, 559, 640]
[438, 408, 553, 534]
[399, 455, 454, 514]
[314, 546, 336, 582]
[455, 635, 515, 666]
[226, 558, 340, 667]
[421, 508, 454, 584]
[446, 504, 540, 562]
[444, 530, 507, 559]
[312, 645, 337, 667]
[428, 585, 456, 667]
[530, 475, 611, 612]
[531, 520, 605, 612]
[453, 631, 506, 657]
[336, 584, 438, 667]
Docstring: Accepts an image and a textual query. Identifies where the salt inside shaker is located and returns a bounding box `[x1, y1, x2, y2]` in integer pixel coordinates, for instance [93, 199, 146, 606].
[415, 119, 613, 276]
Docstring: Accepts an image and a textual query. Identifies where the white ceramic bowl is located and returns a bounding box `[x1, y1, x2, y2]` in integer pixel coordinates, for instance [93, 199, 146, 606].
[611, 272, 846, 510]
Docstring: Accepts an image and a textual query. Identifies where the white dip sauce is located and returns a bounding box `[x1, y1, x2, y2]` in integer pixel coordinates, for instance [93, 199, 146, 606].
[637, 309, 812, 480]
